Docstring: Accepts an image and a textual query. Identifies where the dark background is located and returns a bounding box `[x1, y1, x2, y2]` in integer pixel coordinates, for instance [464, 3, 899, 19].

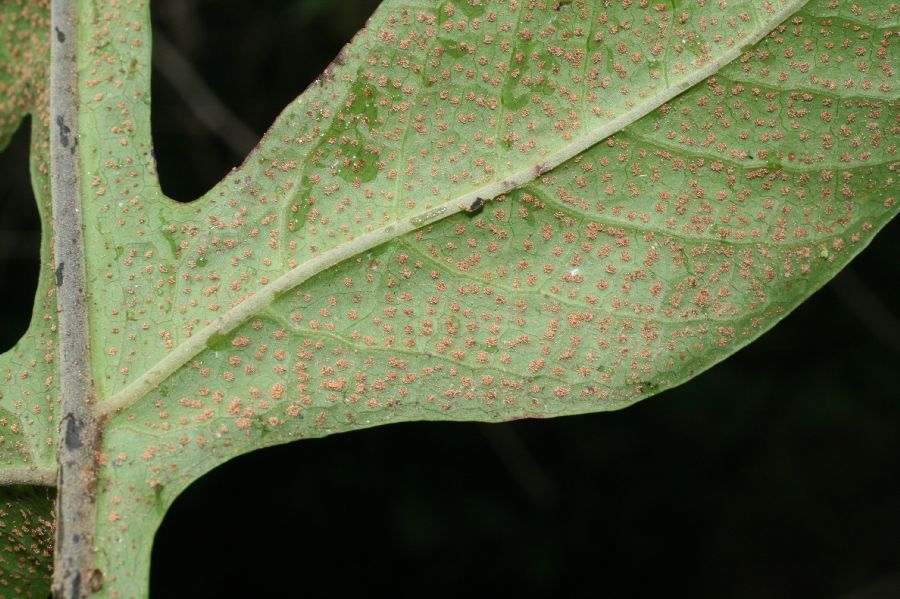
[1, 1, 897, 597]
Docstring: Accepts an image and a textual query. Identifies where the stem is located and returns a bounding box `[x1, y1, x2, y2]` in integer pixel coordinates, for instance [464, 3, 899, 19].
[50, 1, 101, 597]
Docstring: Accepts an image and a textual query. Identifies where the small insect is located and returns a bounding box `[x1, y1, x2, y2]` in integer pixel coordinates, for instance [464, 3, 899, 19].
[56, 261, 65, 287]
[467, 197, 485, 213]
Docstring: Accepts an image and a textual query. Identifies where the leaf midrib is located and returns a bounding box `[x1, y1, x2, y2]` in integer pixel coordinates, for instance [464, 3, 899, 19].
[95, 0, 810, 419]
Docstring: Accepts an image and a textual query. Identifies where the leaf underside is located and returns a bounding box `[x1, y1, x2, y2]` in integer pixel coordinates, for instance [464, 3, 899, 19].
[0, 1, 56, 475]
[0, 2, 57, 592]
[0, 486, 54, 598]
[0, 0, 897, 595]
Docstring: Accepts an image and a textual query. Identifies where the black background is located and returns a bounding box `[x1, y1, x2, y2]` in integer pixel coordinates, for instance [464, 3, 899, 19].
[1, 1, 898, 597]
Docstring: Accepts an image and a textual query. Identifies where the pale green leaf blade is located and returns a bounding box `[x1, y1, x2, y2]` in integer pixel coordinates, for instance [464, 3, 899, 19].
[83, 0, 810, 407]
[0, 1, 45, 151]
[0, 1, 59, 474]
[61, 0, 897, 594]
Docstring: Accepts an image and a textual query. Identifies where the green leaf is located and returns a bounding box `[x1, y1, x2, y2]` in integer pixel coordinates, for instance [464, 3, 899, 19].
[0, 1, 58, 474]
[0, 486, 55, 598]
[0, 5, 58, 589]
[1, 0, 898, 594]
[0, 1, 45, 151]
